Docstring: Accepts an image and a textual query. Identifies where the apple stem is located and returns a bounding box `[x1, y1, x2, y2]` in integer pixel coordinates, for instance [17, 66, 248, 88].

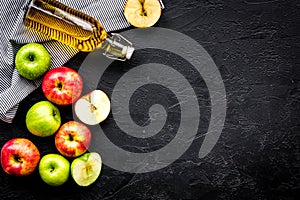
[50, 165, 55, 173]
[53, 110, 57, 117]
[68, 133, 74, 141]
[13, 155, 23, 163]
[57, 82, 63, 91]
[28, 55, 35, 62]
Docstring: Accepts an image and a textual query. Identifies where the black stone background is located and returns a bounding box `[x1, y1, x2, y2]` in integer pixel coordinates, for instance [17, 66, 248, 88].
[0, 0, 299, 199]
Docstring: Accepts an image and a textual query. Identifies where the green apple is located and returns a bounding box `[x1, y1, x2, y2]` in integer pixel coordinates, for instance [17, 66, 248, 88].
[26, 101, 61, 137]
[71, 152, 102, 186]
[15, 43, 51, 80]
[39, 154, 70, 186]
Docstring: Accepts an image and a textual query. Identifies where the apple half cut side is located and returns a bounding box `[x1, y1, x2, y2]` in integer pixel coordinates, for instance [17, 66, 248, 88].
[124, 0, 162, 28]
[71, 152, 102, 186]
[74, 90, 111, 125]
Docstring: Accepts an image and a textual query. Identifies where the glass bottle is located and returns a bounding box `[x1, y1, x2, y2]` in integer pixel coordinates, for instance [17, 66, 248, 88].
[23, 0, 134, 61]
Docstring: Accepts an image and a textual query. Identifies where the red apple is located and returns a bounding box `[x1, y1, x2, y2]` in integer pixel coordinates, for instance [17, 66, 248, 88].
[1, 138, 40, 176]
[55, 121, 91, 158]
[42, 66, 83, 106]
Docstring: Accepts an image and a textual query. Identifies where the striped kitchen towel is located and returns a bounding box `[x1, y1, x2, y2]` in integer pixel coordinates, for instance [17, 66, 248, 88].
[0, 0, 132, 123]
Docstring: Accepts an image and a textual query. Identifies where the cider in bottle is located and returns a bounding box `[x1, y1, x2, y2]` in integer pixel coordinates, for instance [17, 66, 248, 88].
[24, 0, 134, 60]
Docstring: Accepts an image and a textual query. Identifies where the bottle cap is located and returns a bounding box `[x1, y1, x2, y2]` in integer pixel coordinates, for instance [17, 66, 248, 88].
[125, 46, 135, 60]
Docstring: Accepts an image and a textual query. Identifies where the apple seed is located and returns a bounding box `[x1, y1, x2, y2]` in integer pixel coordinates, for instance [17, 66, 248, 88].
[139, 0, 147, 16]
[90, 104, 97, 113]
[85, 164, 93, 176]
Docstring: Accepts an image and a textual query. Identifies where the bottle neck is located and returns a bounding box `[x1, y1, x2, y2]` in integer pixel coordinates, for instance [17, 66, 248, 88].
[100, 33, 134, 61]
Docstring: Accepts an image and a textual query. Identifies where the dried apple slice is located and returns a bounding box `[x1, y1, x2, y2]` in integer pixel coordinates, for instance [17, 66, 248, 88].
[124, 0, 162, 28]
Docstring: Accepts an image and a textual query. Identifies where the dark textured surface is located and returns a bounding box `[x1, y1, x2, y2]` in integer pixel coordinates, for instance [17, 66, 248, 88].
[0, 0, 299, 199]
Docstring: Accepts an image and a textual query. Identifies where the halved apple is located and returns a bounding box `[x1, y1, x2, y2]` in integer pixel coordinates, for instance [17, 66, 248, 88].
[74, 90, 111, 125]
[71, 152, 102, 186]
[124, 0, 162, 28]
